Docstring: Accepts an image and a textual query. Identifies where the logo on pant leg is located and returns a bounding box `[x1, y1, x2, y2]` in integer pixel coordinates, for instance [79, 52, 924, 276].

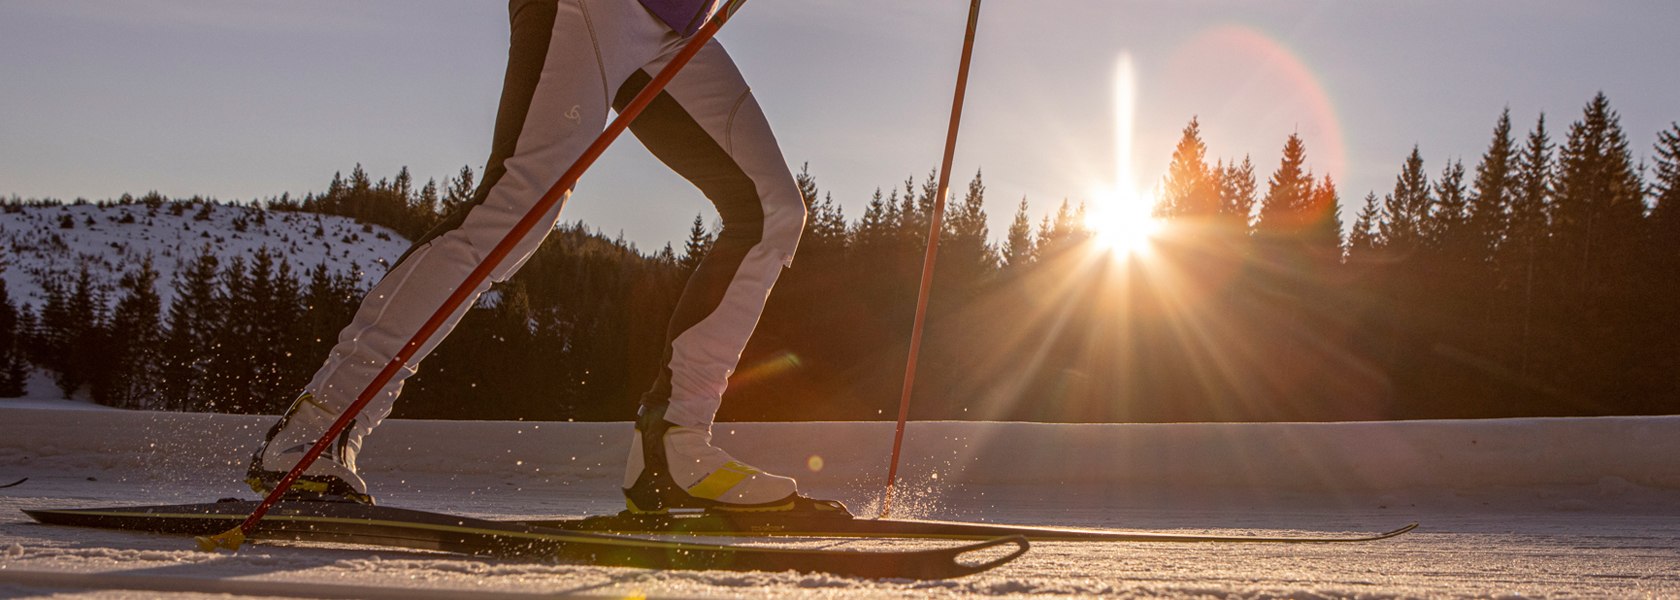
[566, 105, 582, 123]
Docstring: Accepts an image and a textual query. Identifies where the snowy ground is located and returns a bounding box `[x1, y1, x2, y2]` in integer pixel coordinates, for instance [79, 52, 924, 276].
[1, 401, 1677, 598]
[0, 202, 407, 310]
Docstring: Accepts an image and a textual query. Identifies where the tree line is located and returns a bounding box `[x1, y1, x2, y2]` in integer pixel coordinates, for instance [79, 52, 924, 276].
[1, 92, 1675, 421]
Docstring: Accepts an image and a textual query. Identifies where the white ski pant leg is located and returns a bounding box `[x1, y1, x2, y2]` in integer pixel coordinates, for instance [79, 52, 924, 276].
[284, 0, 677, 442]
[626, 42, 806, 429]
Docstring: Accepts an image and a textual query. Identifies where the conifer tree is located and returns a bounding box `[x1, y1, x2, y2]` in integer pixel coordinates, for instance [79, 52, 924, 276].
[1502, 114, 1554, 373]
[678, 213, 714, 272]
[99, 257, 164, 408]
[1219, 156, 1258, 233]
[1430, 159, 1469, 250]
[1304, 175, 1345, 260]
[1651, 122, 1680, 269]
[1036, 199, 1085, 258]
[794, 164, 847, 259]
[1160, 117, 1221, 218]
[1255, 134, 1315, 237]
[808, 194, 848, 256]
[847, 189, 890, 262]
[1468, 109, 1517, 262]
[442, 165, 476, 216]
[1647, 122, 1680, 404]
[415, 178, 441, 232]
[0, 278, 24, 397]
[1552, 93, 1644, 294]
[163, 246, 221, 411]
[1531, 93, 1644, 401]
[1002, 197, 1036, 268]
[51, 266, 108, 399]
[939, 170, 996, 289]
[203, 256, 255, 412]
[1380, 146, 1432, 253]
[1348, 192, 1383, 258]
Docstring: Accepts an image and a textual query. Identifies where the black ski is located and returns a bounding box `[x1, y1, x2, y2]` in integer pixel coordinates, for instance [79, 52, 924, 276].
[0, 477, 25, 489]
[22, 501, 1026, 580]
[520, 511, 1418, 543]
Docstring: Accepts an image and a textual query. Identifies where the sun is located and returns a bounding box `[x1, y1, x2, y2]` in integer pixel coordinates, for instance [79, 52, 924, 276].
[1085, 187, 1163, 256]
[1082, 52, 1162, 257]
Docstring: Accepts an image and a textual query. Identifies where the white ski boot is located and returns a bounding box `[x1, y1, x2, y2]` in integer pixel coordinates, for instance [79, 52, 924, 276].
[622, 404, 848, 516]
[246, 392, 374, 505]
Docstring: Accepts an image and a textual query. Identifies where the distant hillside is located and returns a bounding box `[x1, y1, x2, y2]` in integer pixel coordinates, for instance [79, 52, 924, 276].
[0, 198, 410, 310]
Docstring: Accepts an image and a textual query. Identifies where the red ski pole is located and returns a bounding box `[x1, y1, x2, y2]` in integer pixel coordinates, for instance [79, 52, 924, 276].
[197, 0, 752, 552]
[879, 0, 983, 519]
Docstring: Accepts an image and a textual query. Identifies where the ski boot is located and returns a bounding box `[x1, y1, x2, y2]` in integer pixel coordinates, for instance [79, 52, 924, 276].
[246, 392, 375, 505]
[622, 404, 850, 518]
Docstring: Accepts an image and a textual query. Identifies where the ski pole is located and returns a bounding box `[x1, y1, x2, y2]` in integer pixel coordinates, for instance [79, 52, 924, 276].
[197, 0, 753, 553]
[880, 0, 983, 519]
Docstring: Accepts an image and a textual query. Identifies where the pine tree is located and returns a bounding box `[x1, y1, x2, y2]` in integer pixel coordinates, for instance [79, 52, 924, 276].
[1002, 197, 1036, 268]
[1430, 159, 1469, 250]
[203, 256, 255, 412]
[0, 278, 24, 397]
[1348, 191, 1383, 258]
[1159, 117, 1221, 219]
[1304, 175, 1345, 260]
[939, 170, 996, 289]
[52, 265, 108, 400]
[1651, 122, 1680, 270]
[852, 189, 894, 264]
[442, 165, 476, 216]
[1506, 114, 1554, 264]
[1468, 109, 1517, 263]
[162, 246, 221, 411]
[809, 193, 848, 256]
[1219, 156, 1258, 233]
[1647, 122, 1680, 408]
[678, 213, 714, 272]
[414, 178, 441, 232]
[99, 257, 164, 408]
[1380, 146, 1432, 254]
[1255, 134, 1316, 237]
[1551, 93, 1644, 294]
[1538, 93, 1646, 403]
[795, 164, 847, 259]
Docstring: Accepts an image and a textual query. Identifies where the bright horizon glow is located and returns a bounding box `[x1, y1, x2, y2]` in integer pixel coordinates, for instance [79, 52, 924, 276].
[1085, 53, 1163, 256]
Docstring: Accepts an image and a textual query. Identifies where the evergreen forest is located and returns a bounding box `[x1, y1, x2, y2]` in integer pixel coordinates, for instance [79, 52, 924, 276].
[2, 93, 1678, 422]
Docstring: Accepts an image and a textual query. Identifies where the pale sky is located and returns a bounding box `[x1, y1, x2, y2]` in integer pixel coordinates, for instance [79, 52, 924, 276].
[4, 1, 1679, 251]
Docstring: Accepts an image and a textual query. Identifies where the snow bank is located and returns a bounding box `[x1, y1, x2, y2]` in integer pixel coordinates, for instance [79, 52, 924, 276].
[3, 407, 1677, 499]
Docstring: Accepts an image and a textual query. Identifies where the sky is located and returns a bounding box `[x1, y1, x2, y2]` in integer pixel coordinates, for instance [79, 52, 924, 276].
[4, 0, 1680, 252]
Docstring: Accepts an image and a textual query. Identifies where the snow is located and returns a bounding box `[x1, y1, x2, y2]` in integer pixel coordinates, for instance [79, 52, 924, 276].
[0, 202, 409, 310]
[2, 406, 1678, 598]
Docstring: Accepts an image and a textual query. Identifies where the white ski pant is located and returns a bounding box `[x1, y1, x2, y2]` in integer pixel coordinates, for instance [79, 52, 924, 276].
[288, 0, 804, 445]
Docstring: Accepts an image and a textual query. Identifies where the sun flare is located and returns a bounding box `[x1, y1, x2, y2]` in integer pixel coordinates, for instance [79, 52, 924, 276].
[1083, 52, 1163, 256]
[1086, 187, 1163, 256]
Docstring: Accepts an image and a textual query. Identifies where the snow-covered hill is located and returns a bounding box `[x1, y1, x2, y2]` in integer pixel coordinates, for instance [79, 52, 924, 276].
[0, 200, 411, 310]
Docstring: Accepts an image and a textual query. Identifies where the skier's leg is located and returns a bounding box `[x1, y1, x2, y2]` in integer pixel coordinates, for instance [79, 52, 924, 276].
[250, 0, 673, 502]
[616, 42, 842, 513]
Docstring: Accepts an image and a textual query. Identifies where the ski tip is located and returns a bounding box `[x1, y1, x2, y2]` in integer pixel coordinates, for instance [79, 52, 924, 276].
[951, 535, 1030, 575]
[194, 527, 246, 553]
[0, 477, 26, 489]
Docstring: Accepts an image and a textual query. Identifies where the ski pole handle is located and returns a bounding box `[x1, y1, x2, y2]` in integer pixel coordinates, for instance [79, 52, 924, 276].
[198, 0, 752, 552]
